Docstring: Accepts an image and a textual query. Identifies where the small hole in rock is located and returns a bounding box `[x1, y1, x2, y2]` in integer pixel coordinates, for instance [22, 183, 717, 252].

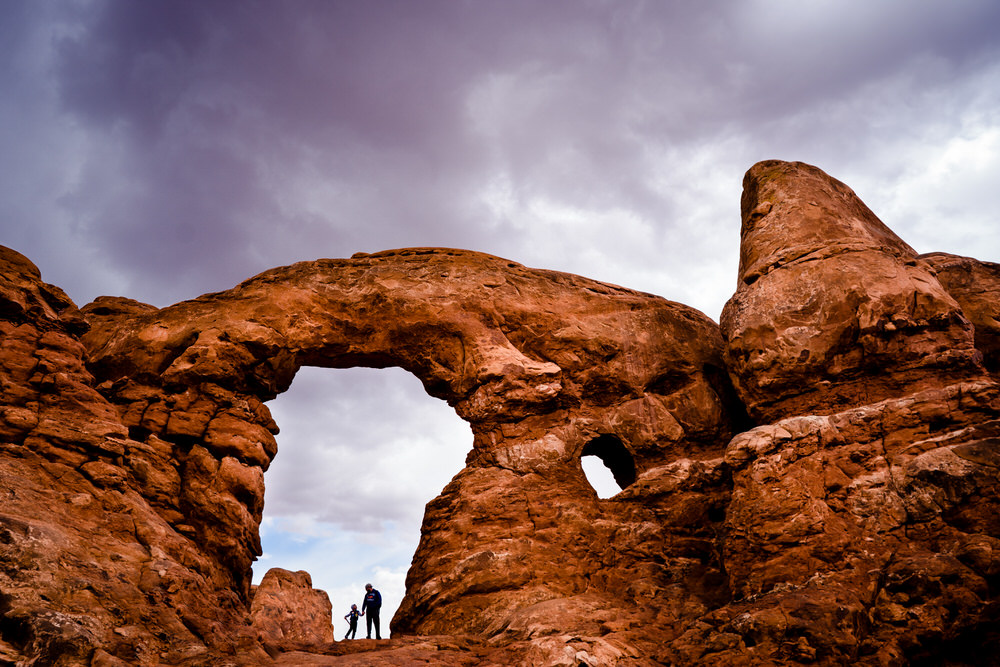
[581, 434, 635, 498]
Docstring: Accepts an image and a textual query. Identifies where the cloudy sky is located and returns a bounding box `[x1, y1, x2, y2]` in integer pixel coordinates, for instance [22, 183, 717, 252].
[3, 0, 999, 636]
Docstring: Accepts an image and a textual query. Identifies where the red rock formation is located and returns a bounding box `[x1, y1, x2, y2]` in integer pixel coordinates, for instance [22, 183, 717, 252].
[1, 160, 999, 666]
[720, 160, 986, 423]
[715, 379, 1000, 664]
[77, 247, 740, 662]
[920, 251, 1000, 375]
[250, 569, 334, 650]
[0, 247, 268, 666]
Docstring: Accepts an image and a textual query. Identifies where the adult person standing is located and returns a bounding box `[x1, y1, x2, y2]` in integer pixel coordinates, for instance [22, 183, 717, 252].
[360, 583, 382, 640]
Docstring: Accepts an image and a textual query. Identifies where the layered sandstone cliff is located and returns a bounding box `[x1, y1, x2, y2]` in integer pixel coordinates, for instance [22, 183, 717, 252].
[1, 160, 997, 666]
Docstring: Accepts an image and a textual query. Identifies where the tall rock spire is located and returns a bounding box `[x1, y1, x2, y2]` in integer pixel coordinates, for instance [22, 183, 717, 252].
[721, 160, 985, 422]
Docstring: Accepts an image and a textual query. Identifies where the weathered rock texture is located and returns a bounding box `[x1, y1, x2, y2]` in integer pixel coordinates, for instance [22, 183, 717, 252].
[250, 569, 333, 650]
[920, 251, 1000, 375]
[0, 246, 269, 667]
[720, 160, 986, 423]
[1, 160, 998, 666]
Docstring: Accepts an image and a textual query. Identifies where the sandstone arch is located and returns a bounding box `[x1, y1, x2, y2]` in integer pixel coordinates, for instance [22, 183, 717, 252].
[76, 246, 740, 642]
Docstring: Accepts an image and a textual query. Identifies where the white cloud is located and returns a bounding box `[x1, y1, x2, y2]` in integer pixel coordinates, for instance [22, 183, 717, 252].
[877, 118, 1000, 258]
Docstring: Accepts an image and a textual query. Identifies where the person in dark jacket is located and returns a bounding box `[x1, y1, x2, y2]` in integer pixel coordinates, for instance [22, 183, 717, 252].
[343, 604, 360, 640]
[361, 583, 382, 639]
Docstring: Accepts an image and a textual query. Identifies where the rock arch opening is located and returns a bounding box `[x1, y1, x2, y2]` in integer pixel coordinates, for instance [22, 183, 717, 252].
[581, 434, 635, 498]
[252, 365, 472, 638]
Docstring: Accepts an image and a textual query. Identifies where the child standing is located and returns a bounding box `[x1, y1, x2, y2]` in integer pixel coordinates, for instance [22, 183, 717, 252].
[343, 604, 360, 640]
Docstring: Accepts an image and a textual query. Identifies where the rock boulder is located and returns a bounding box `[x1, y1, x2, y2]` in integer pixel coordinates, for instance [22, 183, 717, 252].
[250, 569, 334, 650]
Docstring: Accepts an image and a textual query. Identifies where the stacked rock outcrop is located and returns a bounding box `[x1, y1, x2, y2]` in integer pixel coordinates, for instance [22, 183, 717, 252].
[0, 247, 269, 666]
[1, 160, 997, 666]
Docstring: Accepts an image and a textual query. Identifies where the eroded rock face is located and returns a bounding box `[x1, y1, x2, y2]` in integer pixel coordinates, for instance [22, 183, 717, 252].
[920, 251, 1000, 374]
[720, 160, 986, 423]
[713, 380, 1000, 664]
[0, 247, 267, 666]
[1, 160, 999, 666]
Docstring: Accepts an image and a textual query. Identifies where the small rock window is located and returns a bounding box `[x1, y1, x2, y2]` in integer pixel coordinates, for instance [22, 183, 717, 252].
[581, 435, 636, 498]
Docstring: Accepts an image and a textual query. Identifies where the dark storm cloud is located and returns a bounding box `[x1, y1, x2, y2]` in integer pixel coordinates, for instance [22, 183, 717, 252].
[37, 3, 689, 300]
[6, 0, 995, 309]
[43, 0, 579, 303]
[54, 1, 475, 146]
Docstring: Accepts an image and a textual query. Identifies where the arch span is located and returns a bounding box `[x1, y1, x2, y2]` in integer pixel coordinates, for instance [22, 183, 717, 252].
[80, 247, 741, 638]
